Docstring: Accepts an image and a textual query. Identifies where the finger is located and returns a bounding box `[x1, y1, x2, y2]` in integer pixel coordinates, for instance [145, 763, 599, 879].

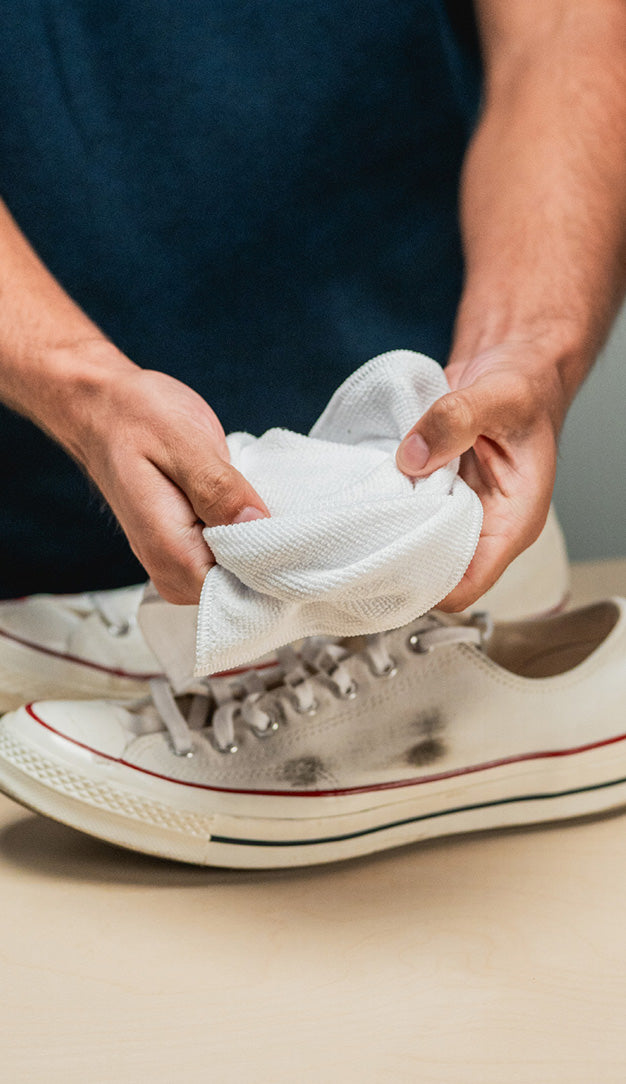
[110, 462, 217, 605]
[436, 532, 516, 613]
[146, 521, 213, 605]
[396, 386, 488, 478]
[395, 363, 538, 479]
[436, 496, 548, 613]
[167, 447, 270, 529]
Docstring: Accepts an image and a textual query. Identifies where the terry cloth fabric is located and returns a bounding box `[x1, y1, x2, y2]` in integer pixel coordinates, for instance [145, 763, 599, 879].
[194, 350, 482, 675]
[139, 351, 483, 686]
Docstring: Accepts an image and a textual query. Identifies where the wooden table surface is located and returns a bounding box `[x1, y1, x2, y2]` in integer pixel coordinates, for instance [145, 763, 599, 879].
[1, 559, 626, 1083]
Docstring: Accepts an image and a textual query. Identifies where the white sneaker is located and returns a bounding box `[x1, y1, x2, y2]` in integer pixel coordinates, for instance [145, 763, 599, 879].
[472, 506, 569, 622]
[0, 586, 162, 711]
[0, 507, 569, 711]
[0, 599, 623, 868]
[0, 585, 287, 713]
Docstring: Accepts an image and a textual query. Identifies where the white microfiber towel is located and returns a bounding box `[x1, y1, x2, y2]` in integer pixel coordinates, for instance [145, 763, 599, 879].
[139, 350, 483, 686]
[197, 349, 482, 674]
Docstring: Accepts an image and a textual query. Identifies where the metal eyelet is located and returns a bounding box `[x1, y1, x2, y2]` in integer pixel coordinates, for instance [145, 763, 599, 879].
[209, 733, 239, 754]
[107, 619, 131, 637]
[250, 718, 280, 738]
[408, 633, 431, 655]
[377, 657, 398, 678]
[249, 701, 284, 737]
[292, 697, 319, 716]
[338, 680, 358, 700]
[169, 737, 195, 758]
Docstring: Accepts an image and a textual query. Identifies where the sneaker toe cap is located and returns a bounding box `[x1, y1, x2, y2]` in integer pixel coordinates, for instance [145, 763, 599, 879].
[5, 700, 136, 760]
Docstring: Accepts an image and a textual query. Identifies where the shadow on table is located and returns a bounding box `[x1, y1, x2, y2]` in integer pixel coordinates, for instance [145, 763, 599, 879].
[0, 811, 303, 888]
[1, 801, 625, 890]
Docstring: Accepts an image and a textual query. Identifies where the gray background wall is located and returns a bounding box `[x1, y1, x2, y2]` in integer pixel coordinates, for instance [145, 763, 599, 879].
[554, 304, 626, 560]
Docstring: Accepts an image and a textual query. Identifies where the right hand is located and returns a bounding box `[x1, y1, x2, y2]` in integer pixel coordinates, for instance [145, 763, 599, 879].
[72, 366, 269, 604]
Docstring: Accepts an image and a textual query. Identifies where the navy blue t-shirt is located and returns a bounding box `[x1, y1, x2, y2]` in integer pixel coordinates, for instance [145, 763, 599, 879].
[0, 1, 481, 596]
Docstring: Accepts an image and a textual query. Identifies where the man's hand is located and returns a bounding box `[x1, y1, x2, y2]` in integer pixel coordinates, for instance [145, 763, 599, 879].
[0, 200, 268, 605]
[70, 366, 269, 605]
[394, 0, 626, 609]
[396, 343, 566, 611]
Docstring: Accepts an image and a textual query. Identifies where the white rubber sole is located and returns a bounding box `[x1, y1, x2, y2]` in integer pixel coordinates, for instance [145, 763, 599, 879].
[0, 709, 625, 868]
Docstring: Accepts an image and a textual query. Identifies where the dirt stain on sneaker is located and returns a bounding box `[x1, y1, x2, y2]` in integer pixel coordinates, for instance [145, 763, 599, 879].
[407, 737, 447, 767]
[407, 709, 447, 766]
[281, 755, 328, 787]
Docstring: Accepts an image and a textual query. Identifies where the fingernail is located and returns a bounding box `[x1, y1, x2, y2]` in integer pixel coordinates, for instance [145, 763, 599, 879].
[232, 506, 267, 524]
[398, 434, 430, 474]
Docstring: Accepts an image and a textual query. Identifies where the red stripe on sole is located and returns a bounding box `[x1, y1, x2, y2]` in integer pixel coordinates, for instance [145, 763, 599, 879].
[23, 703, 626, 800]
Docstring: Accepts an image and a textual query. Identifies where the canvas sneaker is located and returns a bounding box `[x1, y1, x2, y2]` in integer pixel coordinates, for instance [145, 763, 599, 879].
[0, 598, 624, 868]
[0, 586, 161, 711]
[0, 584, 286, 713]
[0, 507, 569, 711]
[472, 505, 568, 621]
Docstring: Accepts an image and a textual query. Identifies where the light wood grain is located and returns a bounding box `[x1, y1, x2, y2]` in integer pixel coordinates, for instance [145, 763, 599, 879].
[0, 560, 625, 1083]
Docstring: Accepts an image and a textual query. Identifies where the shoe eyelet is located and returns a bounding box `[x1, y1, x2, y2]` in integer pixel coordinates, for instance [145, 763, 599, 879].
[292, 697, 319, 716]
[377, 657, 398, 678]
[408, 633, 432, 655]
[249, 701, 285, 737]
[250, 718, 280, 738]
[170, 741, 195, 758]
[338, 680, 358, 700]
[209, 734, 239, 754]
[108, 619, 131, 637]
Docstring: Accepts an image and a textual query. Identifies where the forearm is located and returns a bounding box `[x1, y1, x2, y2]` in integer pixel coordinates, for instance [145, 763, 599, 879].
[0, 198, 137, 458]
[451, 1, 626, 403]
[0, 199, 266, 602]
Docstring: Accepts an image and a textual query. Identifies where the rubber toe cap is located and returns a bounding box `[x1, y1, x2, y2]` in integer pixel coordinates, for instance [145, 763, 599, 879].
[5, 700, 137, 760]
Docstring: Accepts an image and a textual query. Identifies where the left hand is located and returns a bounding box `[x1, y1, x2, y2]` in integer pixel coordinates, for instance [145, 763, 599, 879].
[396, 343, 568, 611]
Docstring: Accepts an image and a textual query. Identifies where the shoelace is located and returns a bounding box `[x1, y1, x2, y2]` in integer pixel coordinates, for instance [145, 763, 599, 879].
[87, 592, 135, 637]
[151, 616, 491, 757]
[148, 638, 334, 757]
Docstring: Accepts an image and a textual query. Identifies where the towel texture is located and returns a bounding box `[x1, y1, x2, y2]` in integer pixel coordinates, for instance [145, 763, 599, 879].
[188, 350, 482, 675]
[139, 351, 483, 685]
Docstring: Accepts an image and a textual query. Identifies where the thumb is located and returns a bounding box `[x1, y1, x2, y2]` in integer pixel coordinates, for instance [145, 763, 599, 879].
[170, 451, 270, 529]
[396, 387, 483, 478]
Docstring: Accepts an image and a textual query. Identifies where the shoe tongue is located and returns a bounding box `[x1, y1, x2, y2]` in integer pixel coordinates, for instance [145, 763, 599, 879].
[138, 585, 479, 693]
[138, 584, 198, 692]
[138, 584, 281, 691]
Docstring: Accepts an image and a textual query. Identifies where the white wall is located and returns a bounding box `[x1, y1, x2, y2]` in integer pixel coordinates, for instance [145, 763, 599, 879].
[554, 304, 626, 560]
